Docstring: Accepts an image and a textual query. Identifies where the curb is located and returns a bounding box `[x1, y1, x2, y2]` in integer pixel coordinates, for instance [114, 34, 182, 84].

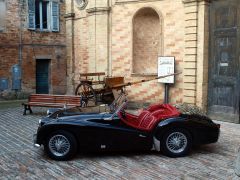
[0, 99, 27, 104]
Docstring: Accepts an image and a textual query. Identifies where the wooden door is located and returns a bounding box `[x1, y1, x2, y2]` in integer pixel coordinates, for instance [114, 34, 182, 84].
[36, 60, 50, 94]
[208, 0, 240, 123]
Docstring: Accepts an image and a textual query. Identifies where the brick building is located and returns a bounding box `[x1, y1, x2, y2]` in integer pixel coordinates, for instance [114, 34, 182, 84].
[65, 0, 239, 123]
[0, 0, 67, 95]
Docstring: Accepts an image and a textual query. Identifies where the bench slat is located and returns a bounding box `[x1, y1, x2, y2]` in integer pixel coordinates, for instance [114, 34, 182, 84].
[25, 103, 77, 108]
[23, 94, 82, 115]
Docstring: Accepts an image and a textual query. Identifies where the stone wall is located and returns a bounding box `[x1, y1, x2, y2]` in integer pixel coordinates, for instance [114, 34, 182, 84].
[110, 0, 185, 104]
[65, 0, 110, 94]
[0, 0, 67, 94]
[66, 0, 210, 107]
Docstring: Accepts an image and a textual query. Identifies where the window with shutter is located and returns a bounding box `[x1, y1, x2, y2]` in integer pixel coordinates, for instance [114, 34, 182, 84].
[28, 0, 60, 32]
[0, 0, 6, 31]
[28, 0, 35, 30]
[51, 2, 59, 32]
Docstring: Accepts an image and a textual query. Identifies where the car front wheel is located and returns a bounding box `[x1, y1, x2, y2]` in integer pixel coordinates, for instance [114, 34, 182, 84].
[161, 128, 192, 157]
[44, 131, 77, 160]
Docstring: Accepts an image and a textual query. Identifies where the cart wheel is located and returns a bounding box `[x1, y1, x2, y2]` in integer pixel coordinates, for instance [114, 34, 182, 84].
[75, 83, 97, 106]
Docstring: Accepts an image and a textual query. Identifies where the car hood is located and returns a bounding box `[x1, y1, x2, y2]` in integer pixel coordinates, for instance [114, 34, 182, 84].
[40, 112, 114, 125]
[60, 113, 110, 122]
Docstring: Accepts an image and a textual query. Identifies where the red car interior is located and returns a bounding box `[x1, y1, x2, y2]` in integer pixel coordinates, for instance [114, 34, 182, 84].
[118, 104, 180, 131]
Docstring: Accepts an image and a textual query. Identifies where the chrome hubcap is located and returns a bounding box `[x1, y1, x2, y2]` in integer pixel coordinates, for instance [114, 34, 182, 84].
[49, 135, 70, 157]
[166, 132, 187, 154]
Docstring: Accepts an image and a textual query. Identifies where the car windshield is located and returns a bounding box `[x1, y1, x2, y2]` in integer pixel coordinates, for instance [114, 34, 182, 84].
[109, 91, 128, 113]
[47, 91, 128, 119]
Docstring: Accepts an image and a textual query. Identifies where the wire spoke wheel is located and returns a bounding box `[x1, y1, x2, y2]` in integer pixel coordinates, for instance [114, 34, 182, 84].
[48, 135, 71, 157]
[75, 83, 97, 106]
[161, 128, 192, 157]
[45, 131, 78, 160]
[166, 132, 188, 154]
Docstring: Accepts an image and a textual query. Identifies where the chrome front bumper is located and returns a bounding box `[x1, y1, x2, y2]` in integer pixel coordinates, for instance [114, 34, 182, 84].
[33, 134, 41, 148]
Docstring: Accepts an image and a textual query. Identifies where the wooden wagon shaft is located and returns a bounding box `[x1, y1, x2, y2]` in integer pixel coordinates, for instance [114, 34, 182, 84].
[109, 72, 182, 89]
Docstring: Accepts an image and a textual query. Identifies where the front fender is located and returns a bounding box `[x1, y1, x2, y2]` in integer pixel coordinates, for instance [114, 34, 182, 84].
[36, 123, 83, 145]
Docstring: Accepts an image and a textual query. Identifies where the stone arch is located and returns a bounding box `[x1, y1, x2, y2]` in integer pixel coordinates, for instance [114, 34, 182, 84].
[132, 7, 163, 74]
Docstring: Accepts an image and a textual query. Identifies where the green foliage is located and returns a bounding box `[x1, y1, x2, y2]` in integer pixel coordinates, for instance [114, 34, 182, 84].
[174, 103, 206, 116]
[0, 90, 30, 100]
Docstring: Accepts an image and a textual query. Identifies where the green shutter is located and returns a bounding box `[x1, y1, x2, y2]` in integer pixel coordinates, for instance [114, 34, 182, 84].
[28, 0, 35, 30]
[51, 1, 59, 32]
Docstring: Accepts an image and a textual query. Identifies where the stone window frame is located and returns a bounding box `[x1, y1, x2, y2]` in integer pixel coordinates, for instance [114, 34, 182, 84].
[27, 0, 60, 32]
[131, 6, 164, 77]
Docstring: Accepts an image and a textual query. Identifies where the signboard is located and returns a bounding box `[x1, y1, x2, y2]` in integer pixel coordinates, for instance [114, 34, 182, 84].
[158, 56, 175, 84]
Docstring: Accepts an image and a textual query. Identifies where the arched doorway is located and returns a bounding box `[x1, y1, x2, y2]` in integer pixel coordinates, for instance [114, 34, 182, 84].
[132, 8, 162, 74]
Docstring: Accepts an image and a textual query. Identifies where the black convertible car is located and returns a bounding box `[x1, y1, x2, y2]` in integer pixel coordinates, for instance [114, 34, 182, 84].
[34, 99, 220, 160]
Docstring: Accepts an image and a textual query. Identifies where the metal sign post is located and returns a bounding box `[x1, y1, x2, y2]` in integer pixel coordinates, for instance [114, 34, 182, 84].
[164, 83, 169, 103]
[158, 56, 175, 104]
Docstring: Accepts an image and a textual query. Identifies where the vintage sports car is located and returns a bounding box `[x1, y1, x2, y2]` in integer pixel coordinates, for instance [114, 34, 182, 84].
[34, 99, 220, 160]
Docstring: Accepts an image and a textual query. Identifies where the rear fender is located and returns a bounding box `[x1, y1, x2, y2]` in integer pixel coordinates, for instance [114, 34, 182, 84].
[154, 116, 191, 141]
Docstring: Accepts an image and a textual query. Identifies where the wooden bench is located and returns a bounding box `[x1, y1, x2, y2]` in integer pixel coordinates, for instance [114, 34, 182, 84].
[22, 94, 82, 115]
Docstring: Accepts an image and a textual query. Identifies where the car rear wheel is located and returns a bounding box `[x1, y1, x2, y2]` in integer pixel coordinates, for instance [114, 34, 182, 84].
[161, 128, 192, 157]
[44, 131, 77, 160]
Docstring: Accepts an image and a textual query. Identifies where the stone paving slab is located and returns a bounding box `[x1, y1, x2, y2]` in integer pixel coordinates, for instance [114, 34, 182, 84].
[0, 107, 240, 179]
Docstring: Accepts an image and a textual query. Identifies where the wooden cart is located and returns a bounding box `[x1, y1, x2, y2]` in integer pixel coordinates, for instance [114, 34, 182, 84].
[75, 72, 124, 106]
[75, 72, 180, 107]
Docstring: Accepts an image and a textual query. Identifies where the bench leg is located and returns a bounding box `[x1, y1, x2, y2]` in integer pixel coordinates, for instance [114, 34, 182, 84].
[28, 106, 33, 114]
[23, 105, 27, 115]
[23, 105, 33, 115]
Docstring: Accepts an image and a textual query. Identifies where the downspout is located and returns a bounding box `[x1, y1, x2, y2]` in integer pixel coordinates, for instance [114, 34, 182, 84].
[94, 0, 96, 72]
[107, 0, 110, 76]
[196, 0, 199, 105]
[71, 0, 75, 88]
[108, 0, 112, 76]
[18, 0, 23, 91]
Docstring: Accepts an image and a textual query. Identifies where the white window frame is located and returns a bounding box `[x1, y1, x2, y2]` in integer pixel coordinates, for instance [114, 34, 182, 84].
[37, 1, 50, 31]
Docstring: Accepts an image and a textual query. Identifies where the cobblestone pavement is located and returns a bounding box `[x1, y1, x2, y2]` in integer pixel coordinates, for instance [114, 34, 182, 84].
[0, 107, 240, 180]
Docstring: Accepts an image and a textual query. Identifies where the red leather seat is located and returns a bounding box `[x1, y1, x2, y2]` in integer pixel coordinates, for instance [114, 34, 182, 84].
[138, 112, 155, 130]
[148, 104, 180, 121]
[118, 111, 140, 127]
[118, 104, 180, 131]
